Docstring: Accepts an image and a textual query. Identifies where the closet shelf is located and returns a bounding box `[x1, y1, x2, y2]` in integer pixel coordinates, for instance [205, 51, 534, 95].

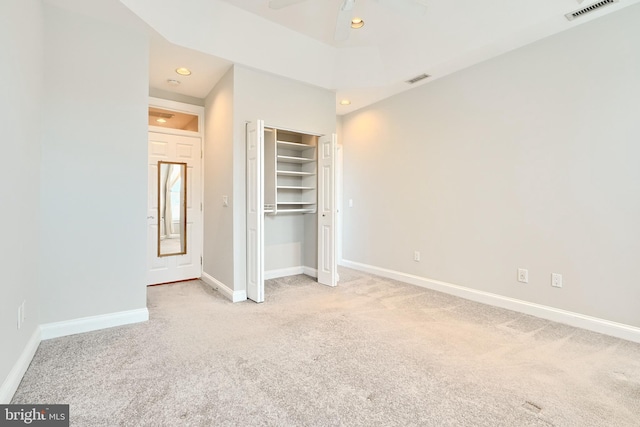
[276, 208, 316, 214]
[277, 140, 314, 151]
[277, 185, 315, 190]
[277, 202, 315, 205]
[277, 170, 315, 177]
[277, 155, 315, 164]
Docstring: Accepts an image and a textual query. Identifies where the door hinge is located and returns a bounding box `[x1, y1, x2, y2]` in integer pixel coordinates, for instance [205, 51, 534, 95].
[200, 202, 203, 211]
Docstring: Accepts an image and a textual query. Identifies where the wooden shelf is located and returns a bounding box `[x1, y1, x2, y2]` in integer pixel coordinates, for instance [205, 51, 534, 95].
[277, 202, 315, 205]
[264, 129, 318, 216]
[277, 155, 315, 164]
[277, 170, 315, 177]
[277, 140, 314, 151]
[277, 186, 314, 190]
[276, 208, 316, 214]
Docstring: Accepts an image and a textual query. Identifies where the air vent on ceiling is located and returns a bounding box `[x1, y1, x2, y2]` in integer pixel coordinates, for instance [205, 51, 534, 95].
[405, 73, 431, 84]
[565, 0, 618, 21]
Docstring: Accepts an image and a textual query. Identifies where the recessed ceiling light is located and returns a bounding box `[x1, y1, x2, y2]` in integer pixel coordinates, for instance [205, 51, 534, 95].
[339, 99, 351, 106]
[166, 79, 181, 86]
[156, 118, 167, 123]
[175, 67, 192, 76]
[351, 18, 364, 29]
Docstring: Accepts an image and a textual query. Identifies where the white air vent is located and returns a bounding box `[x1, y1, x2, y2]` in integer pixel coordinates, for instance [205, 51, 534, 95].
[565, 0, 618, 21]
[405, 73, 431, 84]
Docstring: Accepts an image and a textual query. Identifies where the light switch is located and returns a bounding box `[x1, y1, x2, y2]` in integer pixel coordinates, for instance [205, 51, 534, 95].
[348, 199, 353, 208]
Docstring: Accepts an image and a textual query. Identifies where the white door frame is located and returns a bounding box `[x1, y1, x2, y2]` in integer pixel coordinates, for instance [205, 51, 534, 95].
[246, 121, 337, 302]
[147, 97, 205, 284]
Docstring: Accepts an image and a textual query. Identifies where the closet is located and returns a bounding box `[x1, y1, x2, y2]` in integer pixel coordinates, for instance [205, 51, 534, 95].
[247, 120, 337, 303]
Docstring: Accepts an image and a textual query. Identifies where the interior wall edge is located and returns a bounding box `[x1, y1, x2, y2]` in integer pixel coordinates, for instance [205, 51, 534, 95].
[340, 260, 640, 344]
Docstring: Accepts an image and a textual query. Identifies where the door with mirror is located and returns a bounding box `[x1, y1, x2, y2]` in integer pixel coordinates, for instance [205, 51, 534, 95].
[147, 132, 202, 285]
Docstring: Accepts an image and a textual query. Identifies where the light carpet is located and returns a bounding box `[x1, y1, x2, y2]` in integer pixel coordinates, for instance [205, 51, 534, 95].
[12, 268, 640, 426]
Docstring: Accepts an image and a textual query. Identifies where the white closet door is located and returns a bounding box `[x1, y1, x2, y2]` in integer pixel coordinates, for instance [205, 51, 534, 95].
[246, 120, 265, 302]
[317, 134, 338, 286]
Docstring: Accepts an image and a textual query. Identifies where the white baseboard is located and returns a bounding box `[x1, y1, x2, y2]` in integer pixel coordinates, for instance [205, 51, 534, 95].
[265, 266, 318, 280]
[0, 328, 41, 404]
[341, 259, 640, 344]
[201, 272, 247, 302]
[40, 308, 149, 341]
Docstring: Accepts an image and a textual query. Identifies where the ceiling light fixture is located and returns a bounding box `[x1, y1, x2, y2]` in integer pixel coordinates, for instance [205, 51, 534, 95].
[166, 79, 181, 86]
[339, 99, 351, 106]
[351, 18, 364, 29]
[175, 67, 192, 76]
[156, 118, 167, 123]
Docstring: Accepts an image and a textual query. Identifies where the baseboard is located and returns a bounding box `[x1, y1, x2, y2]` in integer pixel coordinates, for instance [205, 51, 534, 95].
[303, 266, 318, 278]
[201, 272, 247, 303]
[0, 328, 41, 404]
[265, 266, 318, 280]
[341, 259, 640, 344]
[40, 308, 149, 341]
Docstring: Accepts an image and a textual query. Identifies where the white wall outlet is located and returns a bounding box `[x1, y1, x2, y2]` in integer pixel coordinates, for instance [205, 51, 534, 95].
[551, 273, 563, 288]
[414, 251, 420, 262]
[222, 195, 229, 207]
[518, 268, 529, 283]
[348, 199, 353, 208]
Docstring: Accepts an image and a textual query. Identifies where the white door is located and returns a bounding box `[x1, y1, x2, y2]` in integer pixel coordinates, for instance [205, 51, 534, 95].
[246, 121, 265, 302]
[317, 134, 338, 286]
[147, 132, 202, 285]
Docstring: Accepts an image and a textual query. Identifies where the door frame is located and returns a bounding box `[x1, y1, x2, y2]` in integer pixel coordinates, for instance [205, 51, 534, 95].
[148, 97, 205, 283]
[246, 121, 338, 302]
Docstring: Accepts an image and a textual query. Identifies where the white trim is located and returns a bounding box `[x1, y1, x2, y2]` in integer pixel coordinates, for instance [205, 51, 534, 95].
[0, 328, 41, 404]
[303, 266, 318, 278]
[40, 309, 149, 341]
[264, 266, 318, 280]
[341, 259, 640, 344]
[201, 272, 247, 303]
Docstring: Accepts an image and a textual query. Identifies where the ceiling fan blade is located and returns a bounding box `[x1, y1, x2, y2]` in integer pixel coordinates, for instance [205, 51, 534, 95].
[334, 0, 356, 42]
[269, 0, 308, 9]
[376, 0, 427, 16]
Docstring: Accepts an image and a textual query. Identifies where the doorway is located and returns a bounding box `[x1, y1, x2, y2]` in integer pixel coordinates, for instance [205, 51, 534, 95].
[146, 98, 204, 285]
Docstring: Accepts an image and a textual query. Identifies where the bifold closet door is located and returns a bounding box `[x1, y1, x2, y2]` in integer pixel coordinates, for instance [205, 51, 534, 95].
[246, 120, 265, 303]
[317, 134, 338, 287]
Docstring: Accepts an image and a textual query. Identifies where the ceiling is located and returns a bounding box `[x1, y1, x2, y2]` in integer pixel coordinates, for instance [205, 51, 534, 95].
[46, 0, 640, 114]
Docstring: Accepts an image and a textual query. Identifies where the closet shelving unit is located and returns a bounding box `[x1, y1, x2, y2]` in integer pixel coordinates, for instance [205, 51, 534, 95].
[264, 128, 317, 215]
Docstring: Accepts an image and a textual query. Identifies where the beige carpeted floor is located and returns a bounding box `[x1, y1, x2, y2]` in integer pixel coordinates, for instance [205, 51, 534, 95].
[12, 268, 640, 426]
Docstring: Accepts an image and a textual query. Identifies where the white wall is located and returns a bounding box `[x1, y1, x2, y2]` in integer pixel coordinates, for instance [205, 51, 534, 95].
[0, 0, 44, 399]
[341, 5, 640, 328]
[39, 3, 149, 323]
[203, 68, 235, 287]
[204, 65, 335, 291]
[234, 66, 335, 281]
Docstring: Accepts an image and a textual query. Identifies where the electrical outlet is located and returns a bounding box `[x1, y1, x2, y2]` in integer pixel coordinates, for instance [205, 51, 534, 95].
[414, 251, 420, 262]
[518, 268, 529, 283]
[551, 273, 563, 288]
[222, 195, 229, 207]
